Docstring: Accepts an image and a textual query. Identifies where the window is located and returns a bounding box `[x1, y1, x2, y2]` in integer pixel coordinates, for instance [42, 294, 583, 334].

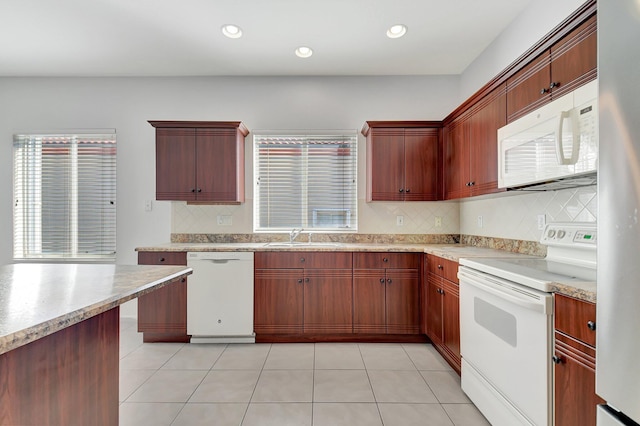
[13, 132, 117, 261]
[254, 132, 357, 232]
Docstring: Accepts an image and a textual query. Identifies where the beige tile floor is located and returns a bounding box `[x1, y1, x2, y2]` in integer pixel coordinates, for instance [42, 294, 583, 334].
[119, 318, 490, 426]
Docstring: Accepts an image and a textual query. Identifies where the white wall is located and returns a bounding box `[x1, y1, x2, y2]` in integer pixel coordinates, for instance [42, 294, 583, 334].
[0, 75, 460, 266]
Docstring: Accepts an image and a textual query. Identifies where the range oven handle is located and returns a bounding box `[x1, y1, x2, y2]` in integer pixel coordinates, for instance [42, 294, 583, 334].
[458, 269, 550, 314]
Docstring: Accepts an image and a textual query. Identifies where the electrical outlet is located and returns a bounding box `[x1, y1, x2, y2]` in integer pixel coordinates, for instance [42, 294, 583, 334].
[435, 217, 442, 227]
[477, 215, 483, 228]
[537, 214, 546, 230]
[217, 215, 232, 226]
[396, 215, 404, 226]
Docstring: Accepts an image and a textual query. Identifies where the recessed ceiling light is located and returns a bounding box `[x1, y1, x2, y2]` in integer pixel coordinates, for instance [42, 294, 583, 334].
[295, 46, 313, 58]
[221, 24, 243, 39]
[386, 24, 407, 39]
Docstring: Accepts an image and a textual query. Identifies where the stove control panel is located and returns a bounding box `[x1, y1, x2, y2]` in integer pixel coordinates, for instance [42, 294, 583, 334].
[540, 222, 597, 248]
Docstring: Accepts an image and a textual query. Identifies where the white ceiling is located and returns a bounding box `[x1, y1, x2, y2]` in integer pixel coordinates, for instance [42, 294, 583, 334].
[0, 0, 532, 77]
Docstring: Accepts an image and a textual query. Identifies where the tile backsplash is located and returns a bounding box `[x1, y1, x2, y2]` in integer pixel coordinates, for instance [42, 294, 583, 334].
[172, 199, 460, 235]
[460, 185, 597, 241]
[171, 185, 596, 242]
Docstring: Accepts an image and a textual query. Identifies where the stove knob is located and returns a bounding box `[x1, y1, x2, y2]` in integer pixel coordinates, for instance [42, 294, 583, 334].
[547, 229, 556, 238]
[557, 230, 566, 239]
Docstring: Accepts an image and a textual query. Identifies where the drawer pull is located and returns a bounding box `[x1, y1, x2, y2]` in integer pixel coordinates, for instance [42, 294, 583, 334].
[297, 278, 303, 284]
[383, 257, 389, 263]
[300, 257, 305, 263]
[159, 257, 166, 262]
[387, 278, 392, 284]
[552, 355, 564, 364]
[437, 264, 443, 270]
[380, 278, 385, 284]
[587, 320, 596, 331]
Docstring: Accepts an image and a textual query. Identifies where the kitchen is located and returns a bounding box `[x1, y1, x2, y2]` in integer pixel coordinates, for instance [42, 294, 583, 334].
[0, 0, 636, 425]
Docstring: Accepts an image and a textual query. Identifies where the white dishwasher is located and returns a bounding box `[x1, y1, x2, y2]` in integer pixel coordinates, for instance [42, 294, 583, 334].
[187, 252, 254, 343]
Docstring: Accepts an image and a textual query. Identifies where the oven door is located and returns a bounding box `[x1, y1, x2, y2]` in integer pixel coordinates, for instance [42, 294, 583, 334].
[459, 266, 553, 426]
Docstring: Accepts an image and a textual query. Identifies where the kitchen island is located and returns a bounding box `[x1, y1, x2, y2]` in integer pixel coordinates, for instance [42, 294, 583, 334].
[0, 263, 192, 426]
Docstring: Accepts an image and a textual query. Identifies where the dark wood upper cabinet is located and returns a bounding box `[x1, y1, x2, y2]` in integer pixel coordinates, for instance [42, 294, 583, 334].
[444, 85, 506, 200]
[149, 121, 249, 203]
[362, 121, 440, 202]
[506, 14, 596, 122]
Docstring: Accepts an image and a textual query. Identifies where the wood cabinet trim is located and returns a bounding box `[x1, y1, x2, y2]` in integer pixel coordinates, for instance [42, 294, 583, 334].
[444, 0, 596, 125]
[361, 120, 442, 136]
[149, 120, 249, 136]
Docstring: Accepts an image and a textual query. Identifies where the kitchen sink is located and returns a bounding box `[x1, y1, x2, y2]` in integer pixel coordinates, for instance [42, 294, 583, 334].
[263, 242, 343, 247]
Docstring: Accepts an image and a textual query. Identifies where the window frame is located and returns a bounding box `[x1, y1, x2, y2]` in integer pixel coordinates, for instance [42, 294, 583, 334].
[13, 131, 117, 263]
[253, 131, 358, 233]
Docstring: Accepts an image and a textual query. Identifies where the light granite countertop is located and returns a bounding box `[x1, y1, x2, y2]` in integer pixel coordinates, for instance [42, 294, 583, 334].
[135, 242, 535, 259]
[136, 242, 595, 302]
[0, 263, 192, 355]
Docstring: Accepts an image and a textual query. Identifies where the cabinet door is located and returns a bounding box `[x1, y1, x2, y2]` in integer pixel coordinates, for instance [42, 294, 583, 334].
[426, 273, 444, 344]
[137, 251, 189, 342]
[367, 128, 405, 201]
[196, 128, 243, 202]
[403, 128, 439, 201]
[549, 15, 597, 99]
[254, 269, 303, 334]
[506, 52, 552, 122]
[353, 269, 386, 334]
[469, 85, 506, 197]
[155, 128, 196, 201]
[444, 116, 471, 200]
[385, 269, 419, 334]
[303, 269, 353, 334]
[441, 278, 460, 365]
[554, 331, 604, 426]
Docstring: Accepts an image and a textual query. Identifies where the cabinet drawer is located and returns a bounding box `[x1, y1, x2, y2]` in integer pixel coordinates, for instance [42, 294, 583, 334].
[138, 251, 187, 266]
[255, 251, 352, 269]
[426, 255, 458, 283]
[353, 252, 420, 269]
[554, 294, 596, 347]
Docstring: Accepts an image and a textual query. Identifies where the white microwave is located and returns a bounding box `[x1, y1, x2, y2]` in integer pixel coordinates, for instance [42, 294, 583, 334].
[498, 80, 598, 190]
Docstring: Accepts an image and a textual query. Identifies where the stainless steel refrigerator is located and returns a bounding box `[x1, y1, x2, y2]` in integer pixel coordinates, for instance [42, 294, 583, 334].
[597, 0, 640, 424]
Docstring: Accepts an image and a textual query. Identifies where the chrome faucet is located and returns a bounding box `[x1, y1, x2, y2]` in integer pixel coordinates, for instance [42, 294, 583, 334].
[289, 228, 303, 244]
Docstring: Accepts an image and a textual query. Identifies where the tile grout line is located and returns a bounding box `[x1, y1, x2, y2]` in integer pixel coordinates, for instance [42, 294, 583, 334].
[357, 343, 385, 426]
[169, 343, 230, 425]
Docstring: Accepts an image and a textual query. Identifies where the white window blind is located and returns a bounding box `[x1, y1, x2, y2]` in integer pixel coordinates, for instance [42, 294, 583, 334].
[254, 132, 357, 232]
[13, 133, 117, 261]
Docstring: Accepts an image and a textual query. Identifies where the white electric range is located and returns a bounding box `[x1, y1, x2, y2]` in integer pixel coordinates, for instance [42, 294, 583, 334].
[457, 222, 597, 426]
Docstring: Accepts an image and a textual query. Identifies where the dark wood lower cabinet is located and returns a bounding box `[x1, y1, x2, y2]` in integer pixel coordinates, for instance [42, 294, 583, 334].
[254, 269, 303, 334]
[0, 308, 119, 426]
[554, 331, 604, 426]
[303, 269, 353, 333]
[137, 251, 190, 342]
[426, 272, 461, 373]
[554, 294, 603, 426]
[254, 251, 425, 343]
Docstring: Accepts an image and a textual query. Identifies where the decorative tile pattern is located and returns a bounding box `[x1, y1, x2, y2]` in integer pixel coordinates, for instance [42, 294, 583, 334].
[460, 186, 597, 241]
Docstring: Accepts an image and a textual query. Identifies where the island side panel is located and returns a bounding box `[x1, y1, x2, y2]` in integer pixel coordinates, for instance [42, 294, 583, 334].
[0, 307, 119, 426]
